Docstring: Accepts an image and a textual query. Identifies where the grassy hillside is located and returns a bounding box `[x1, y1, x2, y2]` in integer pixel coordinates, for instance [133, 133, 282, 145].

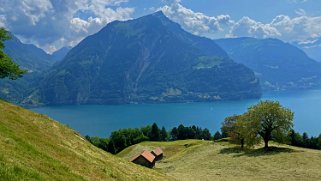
[2, 99, 320, 181]
[0, 100, 170, 180]
[118, 140, 321, 181]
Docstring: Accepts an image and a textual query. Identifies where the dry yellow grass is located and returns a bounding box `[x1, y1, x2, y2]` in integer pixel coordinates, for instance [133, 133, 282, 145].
[0, 100, 171, 180]
[118, 140, 321, 181]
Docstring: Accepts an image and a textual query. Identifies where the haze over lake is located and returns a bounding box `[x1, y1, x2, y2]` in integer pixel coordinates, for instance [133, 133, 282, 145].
[32, 90, 321, 137]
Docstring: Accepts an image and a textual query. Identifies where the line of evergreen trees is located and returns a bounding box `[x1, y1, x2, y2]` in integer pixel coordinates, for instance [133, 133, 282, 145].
[289, 130, 321, 149]
[170, 125, 211, 140]
[85, 123, 212, 154]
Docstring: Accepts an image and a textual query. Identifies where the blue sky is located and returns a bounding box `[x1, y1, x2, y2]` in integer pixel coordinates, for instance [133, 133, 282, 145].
[131, 0, 321, 21]
[181, 0, 321, 21]
[0, 0, 320, 53]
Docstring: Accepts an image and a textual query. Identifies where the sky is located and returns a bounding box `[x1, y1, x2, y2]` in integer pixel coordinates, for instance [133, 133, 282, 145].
[0, 0, 321, 53]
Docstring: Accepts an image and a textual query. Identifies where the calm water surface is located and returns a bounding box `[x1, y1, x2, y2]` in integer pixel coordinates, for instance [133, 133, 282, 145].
[31, 90, 321, 137]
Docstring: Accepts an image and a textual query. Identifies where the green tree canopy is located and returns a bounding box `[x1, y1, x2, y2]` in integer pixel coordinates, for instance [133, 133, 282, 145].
[222, 101, 293, 149]
[160, 126, 168, 141]
[244, 100, 294, 149]
[221, 115, 259, 148]
[0, 28, 26, 79]
[222, 115, 245, 147]
[213, 131, 222, 141]
[149, 123, 161, 141]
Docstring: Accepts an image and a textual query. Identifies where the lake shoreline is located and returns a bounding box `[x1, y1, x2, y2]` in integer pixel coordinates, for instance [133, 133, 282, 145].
[31, 89, 321, 137]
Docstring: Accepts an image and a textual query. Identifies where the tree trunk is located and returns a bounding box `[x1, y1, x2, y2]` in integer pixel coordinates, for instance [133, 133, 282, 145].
[264, 138, 269, 150]
[241, 138, 244, 149]
[260, 130, 271, 150]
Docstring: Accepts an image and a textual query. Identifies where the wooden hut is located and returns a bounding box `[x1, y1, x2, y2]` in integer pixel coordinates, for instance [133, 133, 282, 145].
[151, 147, 163, 161]
[131, 150, 156, 168]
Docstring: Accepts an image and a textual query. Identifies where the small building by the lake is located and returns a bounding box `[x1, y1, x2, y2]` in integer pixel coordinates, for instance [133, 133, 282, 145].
[131, 150, 156, 168]
[151, 147, 163, 161]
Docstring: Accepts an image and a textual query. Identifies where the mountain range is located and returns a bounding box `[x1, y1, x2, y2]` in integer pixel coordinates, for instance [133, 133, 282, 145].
[51, 46, 72, 62]
[293, 38, 321, 62]
[0, 36, 69, 105]
[4, 36, 71, 72]
[216, 37, 321, 90]
[38, 11, 261, 105]
[4, 36, 53, 72]
[1, 11, 321, 106]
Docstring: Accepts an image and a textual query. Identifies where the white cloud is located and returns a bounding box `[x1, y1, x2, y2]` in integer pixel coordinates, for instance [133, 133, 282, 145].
[295, 9, 306, 16]
[1, 0, 321, 52]
[1, 0, 54, 26]
[162, 0, 181, 4]
[271, 15, 321, 41]
[230, 17, 281, 38]
[298, 39, 318, 45]
[161, 1, 321, 43]
[0, 15, 5, 27]
[160, 1, 233, 38]
[0, 0, 134, 53]
[288, 0, 308, 4]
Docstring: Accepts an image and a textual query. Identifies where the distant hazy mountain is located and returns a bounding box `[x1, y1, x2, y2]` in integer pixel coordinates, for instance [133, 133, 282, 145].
[38, 11, 261, 105]
[4, 36, 53, 72]
[292, 38, 321, 62]
[216, 37, 321, 90]
[51, 46, 72, 62]
[0, 36, 53, 105]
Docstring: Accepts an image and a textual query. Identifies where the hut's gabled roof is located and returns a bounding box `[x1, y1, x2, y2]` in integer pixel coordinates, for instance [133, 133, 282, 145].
[131, 150, 155, 163]
[152, 147, 163, 156]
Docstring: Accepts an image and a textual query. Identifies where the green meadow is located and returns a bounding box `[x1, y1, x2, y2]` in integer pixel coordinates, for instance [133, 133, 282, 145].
[118, 139, 321, 181]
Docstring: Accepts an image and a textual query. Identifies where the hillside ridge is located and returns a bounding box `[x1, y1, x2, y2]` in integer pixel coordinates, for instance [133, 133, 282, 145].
[0, 100, 170, 180]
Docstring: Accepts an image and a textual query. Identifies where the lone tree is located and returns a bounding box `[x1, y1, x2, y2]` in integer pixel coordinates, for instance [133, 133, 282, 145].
[0, 28, 25, 79]
[245, 101, 294, 149]
[222, 114, 262, 148]
[221, 115, 247, 148]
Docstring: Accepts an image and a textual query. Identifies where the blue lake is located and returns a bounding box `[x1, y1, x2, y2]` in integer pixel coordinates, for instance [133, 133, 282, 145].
[31, 90, 321, 137]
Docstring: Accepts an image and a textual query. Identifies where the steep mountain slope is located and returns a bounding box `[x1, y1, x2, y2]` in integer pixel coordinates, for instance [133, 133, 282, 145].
[39, 11, 261, 105]
[51, 46, 72, 62]
[216, 37, 321, 90]
[0, 74, 42, 106]
[293, 38, 321, 62]
[0, 36, 54, 105]
[4, 36, 53, 72]
[0, 100, 170, 180]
